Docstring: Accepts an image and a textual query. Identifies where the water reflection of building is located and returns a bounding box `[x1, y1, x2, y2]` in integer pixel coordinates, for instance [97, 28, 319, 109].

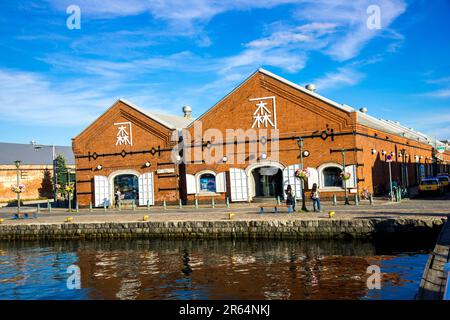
[73, 239, 409, 300]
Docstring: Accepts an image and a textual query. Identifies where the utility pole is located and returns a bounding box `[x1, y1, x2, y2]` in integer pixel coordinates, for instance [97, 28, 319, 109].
[297, 138, 308, 212]
[31, 141, 57, 205]
[14, 160, 21, 216]
[342, 148, 350, 205]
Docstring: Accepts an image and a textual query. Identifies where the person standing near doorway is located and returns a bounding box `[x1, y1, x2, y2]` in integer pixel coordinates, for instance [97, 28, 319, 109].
[310, 183, 321, 212]
[285, 185, 295, 211]
[114, 188, 121, 209]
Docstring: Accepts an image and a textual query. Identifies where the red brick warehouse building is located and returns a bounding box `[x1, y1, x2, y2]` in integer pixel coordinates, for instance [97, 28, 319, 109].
[72, 68, 450, 207]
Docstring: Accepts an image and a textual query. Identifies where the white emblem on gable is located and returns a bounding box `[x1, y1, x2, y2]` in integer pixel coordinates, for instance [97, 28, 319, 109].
[114, 122, 133, 146]
[250, 96, 277, 129]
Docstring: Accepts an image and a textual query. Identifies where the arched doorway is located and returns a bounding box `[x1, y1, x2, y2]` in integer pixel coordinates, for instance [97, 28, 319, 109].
[246, 162, 285, 201]
[252, 166, 283, 198]
[108, 170, 141, 207]
[114, 174, 139, 202]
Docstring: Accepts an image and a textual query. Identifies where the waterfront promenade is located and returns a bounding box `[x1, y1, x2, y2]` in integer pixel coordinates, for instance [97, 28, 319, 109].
[0, 194, 449, 225]
[0, 194, 448, 241]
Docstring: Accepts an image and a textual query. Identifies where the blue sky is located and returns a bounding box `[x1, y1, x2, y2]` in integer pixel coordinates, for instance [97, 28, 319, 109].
[0, 0, 449, 146]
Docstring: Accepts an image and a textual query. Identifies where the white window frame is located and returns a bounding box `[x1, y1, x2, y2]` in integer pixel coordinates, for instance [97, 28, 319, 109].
[195, 170, 218, 196]
[317, 163, 344, 191]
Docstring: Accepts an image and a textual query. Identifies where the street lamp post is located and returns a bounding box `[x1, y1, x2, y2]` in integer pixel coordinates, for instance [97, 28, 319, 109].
[297, 138, 308, 212]
[67, 169, 72, 212]
[14, 160, 21, 216]
[342, 148, 350, 205]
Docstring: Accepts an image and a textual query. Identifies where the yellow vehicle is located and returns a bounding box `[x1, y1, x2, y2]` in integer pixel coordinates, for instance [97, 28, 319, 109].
[419, 178, 444, 195]
[437, 174, 450, 190]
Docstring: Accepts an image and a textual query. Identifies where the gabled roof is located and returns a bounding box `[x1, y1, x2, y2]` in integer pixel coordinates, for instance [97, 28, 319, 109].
[73, 98, 193, 141]
[188, 68, 446, 149]
[0, 142, 74, 165]
[188, 67, 355, 128]
[118, 98, 192, 130]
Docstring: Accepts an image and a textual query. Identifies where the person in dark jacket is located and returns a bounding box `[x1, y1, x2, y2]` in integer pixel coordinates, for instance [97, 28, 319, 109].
[285, 184, 295, 211]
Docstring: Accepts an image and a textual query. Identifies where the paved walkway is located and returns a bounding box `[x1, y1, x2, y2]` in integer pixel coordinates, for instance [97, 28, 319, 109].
[1, 193, 449, 225]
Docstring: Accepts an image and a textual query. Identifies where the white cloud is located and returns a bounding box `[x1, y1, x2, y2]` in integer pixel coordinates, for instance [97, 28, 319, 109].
[423, 88, 450, 98]
[313, 67, 365, 91]
[294, 0, 407, 61]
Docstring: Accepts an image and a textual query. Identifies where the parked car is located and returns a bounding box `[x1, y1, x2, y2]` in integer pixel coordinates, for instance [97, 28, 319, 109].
[419, 178, 444, 195]
[436, 175, 450, 190]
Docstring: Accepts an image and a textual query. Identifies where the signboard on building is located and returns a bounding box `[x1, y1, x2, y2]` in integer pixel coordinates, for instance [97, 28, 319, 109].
[157, 168, 175, 174]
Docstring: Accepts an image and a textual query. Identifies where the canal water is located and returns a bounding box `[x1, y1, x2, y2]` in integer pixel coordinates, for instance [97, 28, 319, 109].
[0, 237, 436, 300]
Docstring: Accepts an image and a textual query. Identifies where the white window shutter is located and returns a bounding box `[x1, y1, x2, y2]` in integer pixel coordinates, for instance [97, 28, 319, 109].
[94, 175, 110, 207]
[138, 172, 154, 206]
[306, 167, 319, 190]
[229, 168, 248, 201]
[216, 172, 227, 193]
[186, 174, 197, 194]
[283, 164, 302, 199]
[344, 165, 357, 188]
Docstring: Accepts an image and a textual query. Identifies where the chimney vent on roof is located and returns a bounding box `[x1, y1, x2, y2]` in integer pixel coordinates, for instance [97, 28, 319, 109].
[359, 107, 368, 113]
[305, 84, 316, 92]
[182, 105, 192, 119]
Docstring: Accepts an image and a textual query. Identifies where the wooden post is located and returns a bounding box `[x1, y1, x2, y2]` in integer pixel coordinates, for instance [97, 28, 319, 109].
[355, 194, 359, 206]
[37, 203, 41, 213]
[147, 200, 150, 211]
[226, 197, 230, 208]
[163, 200, 167, 210]
[332, 194, 337, 206]
[89, 202, 93, 212]
[211, 198, 215, 208]
[195, 198, 198, 209]
[48, 200, 52, 213]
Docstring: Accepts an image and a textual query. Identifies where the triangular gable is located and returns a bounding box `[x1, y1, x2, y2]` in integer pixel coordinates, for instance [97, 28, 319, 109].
[73, 98, 176, 142]
[188, 68, 354, 128]
[72, 99, 180, 153]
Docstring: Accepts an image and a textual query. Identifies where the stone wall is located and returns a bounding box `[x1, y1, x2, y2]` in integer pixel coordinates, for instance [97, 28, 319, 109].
[0, 218, 444, 241]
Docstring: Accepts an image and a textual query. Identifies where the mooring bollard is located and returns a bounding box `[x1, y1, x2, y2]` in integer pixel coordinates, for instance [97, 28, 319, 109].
[354, 194, 359, 206]
[226, 197, 230, 208]
[147, 200, 150, 211]
[195, 198, 198, 209]
[277, 196, 281, 205]
[211, 198, 215, 208]
[369, 194, 374, 205]
[37, 203, 41, 213]
[332, 194, 337, 206]
[163, 200, 167, 210]
[89, 202, 93, 212]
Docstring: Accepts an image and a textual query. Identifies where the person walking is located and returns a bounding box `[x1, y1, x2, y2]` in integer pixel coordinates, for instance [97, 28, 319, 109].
[310, 183, 321, 212]
[285, 184, 296, 211]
